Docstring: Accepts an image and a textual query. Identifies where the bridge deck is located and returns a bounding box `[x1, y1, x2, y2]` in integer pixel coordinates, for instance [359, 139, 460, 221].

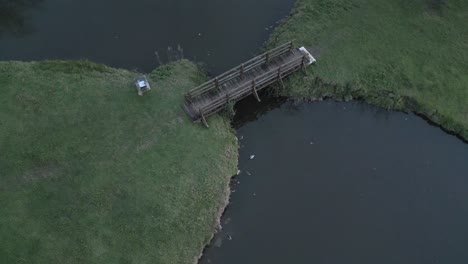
[183, 41, 315, 126]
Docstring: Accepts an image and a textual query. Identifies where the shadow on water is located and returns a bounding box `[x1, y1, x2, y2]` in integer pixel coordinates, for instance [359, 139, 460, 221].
[0, 0, 43, 37]
[231, 90, 286, 129]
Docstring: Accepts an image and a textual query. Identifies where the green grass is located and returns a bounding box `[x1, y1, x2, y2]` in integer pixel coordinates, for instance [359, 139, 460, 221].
[268, 0, 468, 139]
[0, 60, 238, 263]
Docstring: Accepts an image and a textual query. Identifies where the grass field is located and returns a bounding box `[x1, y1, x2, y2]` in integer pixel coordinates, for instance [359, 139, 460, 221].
[268, 0, 468, 139]
[0, 60, 237, 263]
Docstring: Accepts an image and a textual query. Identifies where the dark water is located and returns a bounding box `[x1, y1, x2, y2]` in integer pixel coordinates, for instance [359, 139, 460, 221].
[201, 99, 468, 264]
[0, 0, 295, 73]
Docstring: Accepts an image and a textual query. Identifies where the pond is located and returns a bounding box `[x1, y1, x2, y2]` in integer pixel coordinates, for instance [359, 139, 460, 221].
[201, 99, 468, 264]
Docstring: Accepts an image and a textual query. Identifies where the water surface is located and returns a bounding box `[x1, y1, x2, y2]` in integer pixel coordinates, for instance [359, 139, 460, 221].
[0, 0, 295, 73]
[202, 100, 468, 264]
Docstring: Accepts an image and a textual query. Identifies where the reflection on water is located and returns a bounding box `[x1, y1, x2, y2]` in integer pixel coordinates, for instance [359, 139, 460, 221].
[202, 100, 468, 264]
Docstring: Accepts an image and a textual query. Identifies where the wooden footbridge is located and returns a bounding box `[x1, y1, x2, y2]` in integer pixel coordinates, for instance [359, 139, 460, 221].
[183, 41, 316, 127]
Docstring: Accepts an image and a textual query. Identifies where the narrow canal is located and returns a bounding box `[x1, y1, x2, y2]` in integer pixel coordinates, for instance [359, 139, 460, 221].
[0, 0, 296, 73]
[201, 99, 468, 264]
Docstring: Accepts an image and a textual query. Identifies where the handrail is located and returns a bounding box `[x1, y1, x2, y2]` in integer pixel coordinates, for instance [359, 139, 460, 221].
[186, 40, 295, 99]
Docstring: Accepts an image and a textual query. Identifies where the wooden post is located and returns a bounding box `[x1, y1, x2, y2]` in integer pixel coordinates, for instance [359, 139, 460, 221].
[277, 66, 285, 89]
[215, 77, 219, 90]
[252, 79, 261, 102]
[240, 64, 245, 79]
[199, 109, 209, 128]
[289, 41, 294, 51]
[301, 55, 308, 76]
[265, 52, 270, 64]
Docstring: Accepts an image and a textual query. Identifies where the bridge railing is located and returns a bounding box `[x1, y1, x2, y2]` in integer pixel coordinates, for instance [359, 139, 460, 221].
[195, 54, 308, 121]
[185, 40, 295, 100]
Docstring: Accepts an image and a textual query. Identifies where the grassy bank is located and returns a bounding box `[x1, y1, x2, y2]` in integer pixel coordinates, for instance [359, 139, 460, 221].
[268, 0, 468, 139]
[0, 60, 238, 263]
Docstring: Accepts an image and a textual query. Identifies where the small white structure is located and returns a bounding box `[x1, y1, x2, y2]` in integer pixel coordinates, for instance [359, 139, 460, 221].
[135, 76, 151, 96]
[299, 47, 316, 65]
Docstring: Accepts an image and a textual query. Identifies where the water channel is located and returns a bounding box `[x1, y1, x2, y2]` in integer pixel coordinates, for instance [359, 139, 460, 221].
[0, 0, 295, 73]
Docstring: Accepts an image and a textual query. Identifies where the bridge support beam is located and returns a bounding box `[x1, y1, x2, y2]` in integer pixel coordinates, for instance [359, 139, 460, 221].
[277, 67, 285, 89]
[199, 109, 209, 128]
[252, 79, 261, 102]
[301, 55, 308, 76]
[289, 40, 294, 51]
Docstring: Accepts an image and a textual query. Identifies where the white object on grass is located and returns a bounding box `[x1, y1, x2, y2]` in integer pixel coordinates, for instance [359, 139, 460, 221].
[299, 47, 316, 65]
